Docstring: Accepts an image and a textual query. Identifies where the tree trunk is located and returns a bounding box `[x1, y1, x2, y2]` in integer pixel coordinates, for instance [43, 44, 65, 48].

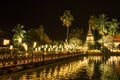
[66, 27, 69, 42]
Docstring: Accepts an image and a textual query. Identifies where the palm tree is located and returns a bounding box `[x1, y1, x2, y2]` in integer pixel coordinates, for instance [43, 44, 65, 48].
[89, 16, 97, 37]
[96, 14, 108, 36]
[108, 19, 120, 37]
[60, 10, 74, 42]
[96, 14, 109, 46]
[12, 24, 26, 46]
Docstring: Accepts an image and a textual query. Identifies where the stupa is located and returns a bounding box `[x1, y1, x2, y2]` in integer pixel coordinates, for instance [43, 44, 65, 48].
[85, 25, 95, 46]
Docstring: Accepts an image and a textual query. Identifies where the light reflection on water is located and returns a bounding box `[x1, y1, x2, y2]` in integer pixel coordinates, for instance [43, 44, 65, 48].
[0, 56, 120, 80]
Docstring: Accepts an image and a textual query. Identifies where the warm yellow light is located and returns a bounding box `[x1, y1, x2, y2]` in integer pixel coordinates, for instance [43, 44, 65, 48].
[33, 42, 37, 48]
[35, 48, 37, 51]
[38, 47, 41, 51]
[114, 43, 119, 46]
[3, 39, 10, 45]
[23, 43, 27, 51]
[10, 45, 13, 50]
[18, 37, 22, 43]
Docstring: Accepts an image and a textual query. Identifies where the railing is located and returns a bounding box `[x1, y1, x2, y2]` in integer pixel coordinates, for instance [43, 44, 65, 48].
[0, 52, 82, 68]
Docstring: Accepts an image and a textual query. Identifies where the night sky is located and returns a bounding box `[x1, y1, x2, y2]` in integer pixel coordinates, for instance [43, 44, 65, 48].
[0, 0, 120, 40]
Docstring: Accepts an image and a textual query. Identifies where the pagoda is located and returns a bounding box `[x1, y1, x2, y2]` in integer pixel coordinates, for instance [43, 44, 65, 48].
[85, 25, 95, 46]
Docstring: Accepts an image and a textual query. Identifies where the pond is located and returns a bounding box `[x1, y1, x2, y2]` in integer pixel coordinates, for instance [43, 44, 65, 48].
[0, 55, 120, 80]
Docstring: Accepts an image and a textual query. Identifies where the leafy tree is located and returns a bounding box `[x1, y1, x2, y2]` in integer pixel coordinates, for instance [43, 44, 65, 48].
[53, 40, 64, 46]
[69, 27, 84, 42]
[60, 10, 74, 42]
[35, 25, 51, 44]
[26, 25, 51, 46]
[25, 28, 37, 45]
[97, 35, 113, 48]
[69, 38, 83, 46]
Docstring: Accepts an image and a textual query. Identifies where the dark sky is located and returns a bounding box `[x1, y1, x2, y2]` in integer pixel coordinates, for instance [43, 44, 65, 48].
[0, 0, 120, 40]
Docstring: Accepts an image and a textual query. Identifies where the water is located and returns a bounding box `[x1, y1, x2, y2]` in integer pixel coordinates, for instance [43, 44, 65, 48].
[0, 55, 120, 80]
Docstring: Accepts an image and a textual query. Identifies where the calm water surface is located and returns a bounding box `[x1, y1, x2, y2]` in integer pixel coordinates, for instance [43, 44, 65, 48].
[0, 55, 120, 80]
